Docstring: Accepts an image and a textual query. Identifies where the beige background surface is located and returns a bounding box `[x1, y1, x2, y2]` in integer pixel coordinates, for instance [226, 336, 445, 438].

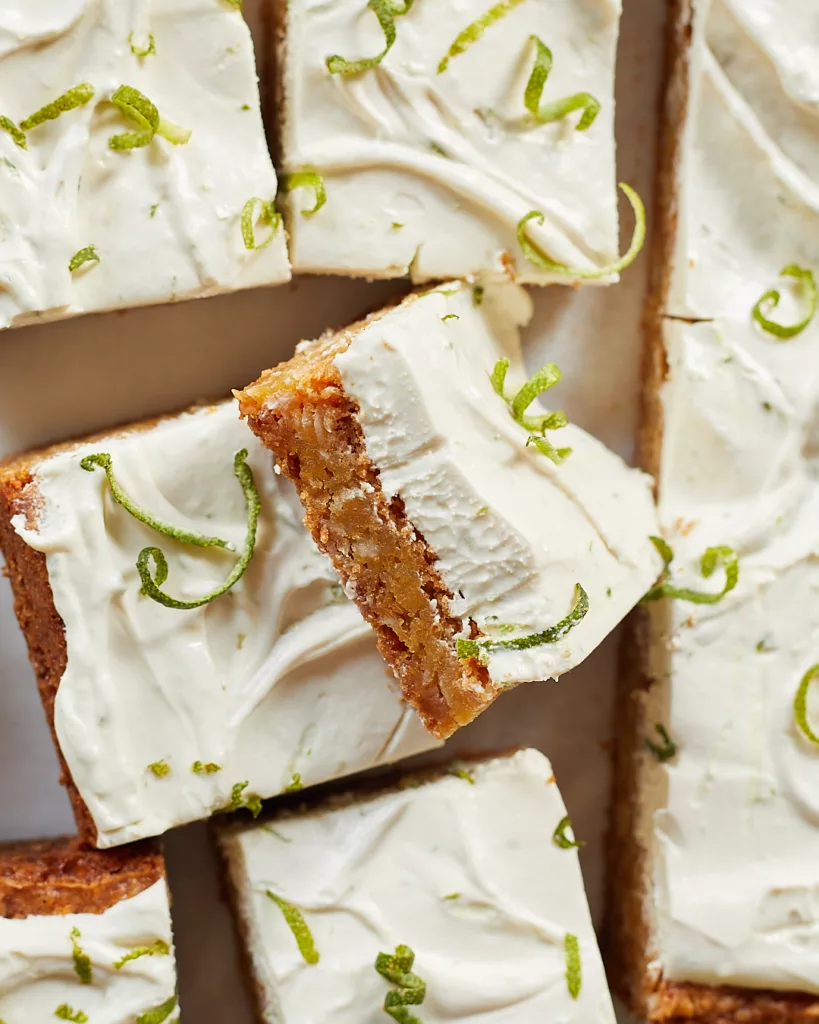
[0, 0, 664, 1018]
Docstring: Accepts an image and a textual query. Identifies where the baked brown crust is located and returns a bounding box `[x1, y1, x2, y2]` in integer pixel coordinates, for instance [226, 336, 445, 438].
[236, 297, 498, 740]
[0, 402, 229, 847]
[0, 836, 164, 919]
[605, 1, 819, 1020]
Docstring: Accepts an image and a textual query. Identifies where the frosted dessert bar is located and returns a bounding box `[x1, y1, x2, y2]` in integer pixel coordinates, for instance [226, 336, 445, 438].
[0, 0, 289, 331]
[274, 0, 641, 283]
[0, 401, 438, 849]
[238, 281, 663, 738]
[608, 0, 819, 1020]
[217, 748, 616, 1023]
[0, 837, 178, 1023]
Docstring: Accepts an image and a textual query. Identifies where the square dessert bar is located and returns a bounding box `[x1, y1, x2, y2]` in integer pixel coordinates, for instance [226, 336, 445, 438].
[273, 0, 633, 282]
[0, 837, 178, 1022]
[0, 401, 439, 849]
[217, 748, 615, 1023]
[238, 280, 663, 738]
[607, 0, 819, 1020]
[0, 0, 289, 330]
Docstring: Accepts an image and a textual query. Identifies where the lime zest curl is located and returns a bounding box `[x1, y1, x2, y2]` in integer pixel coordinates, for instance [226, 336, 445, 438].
[375, 945, 426, 1022]
[564, 933, 581, 1000]
[0, 115, 26, 149]
[752, 264, 817, 340]
[114, 940, 170, 970]
[267, 892, 320, 964]
[645, 724, 676, 762]
[55, 1006, 87, 1023]
[241, 197, 282, 250]
[518, 182, 646, 279]
[524, 36, 600, 130]
[109, 85, 191, 151]
[457, 583, 588, 660]
[437, 0, 525, 74]
[129, 32, 157, 57]
[794, 664, 819, 747]
[69, 246, 100, 273]
[70, 928, 92, 985]
[491, 357, 572, 464]
[326, 0, 413, 76]
[282, 171, 327, 216]
[20, 83, 94, 132]
[136, 996, 177, 1024]
[553, 815, 584, 849]
[81, 449, 259, 610]
[642, 536, 739, 605]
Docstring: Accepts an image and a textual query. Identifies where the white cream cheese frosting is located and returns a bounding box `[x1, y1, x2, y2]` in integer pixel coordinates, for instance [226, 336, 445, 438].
[647, 0, 819, 994]
[10, 401, 438, 848]
[0, 0, 289, 332]
[0, 880, 178, 1023]
[333, 280, 662, 687]
[280, 0, 622, 283]
[219, 748, 616, 1023]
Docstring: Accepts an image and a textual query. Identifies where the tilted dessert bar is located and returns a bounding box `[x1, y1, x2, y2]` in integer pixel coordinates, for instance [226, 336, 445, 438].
[271, 0, 642, 283]
[238, 280, 662, 738]
[0, 401, 438, 849]
[608, 0, 819, 1020]
[0, 837, 178, 1023]
[0, 0, 289, 331]
[217, 748, 616, 1023]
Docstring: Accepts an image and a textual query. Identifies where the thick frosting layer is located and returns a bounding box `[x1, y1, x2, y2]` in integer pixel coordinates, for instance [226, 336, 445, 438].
[11, 402, 438, 848]
[0, 0, 289, 331]
[334, 281, 661, 686]
[649, 0, 819, 993]
[0, 880, 178, 1023]
[281, 0, 621, 282]
[220, 748, 615, 1023]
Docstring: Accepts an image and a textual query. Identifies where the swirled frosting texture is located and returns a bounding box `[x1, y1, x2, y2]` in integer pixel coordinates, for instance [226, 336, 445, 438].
[649, 0, 819, 993]
[220, 749, 616, 1023]
[334, 280, 661, 686]
[11, 402, 438, 848]
[0, 0, 289, 331]
[0, 881, 178, 1023]
[280, 0, 621, 282]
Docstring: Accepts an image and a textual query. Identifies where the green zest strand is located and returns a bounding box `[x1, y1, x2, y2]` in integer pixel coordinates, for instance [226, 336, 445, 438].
[794, 664, 819, 747]
[114, 940, 170, 969]
[552, 815, 584, 849]
[80, 452, 231, 550]
[69, 246, 100, 272]
[438, 0, 525, 74]
[20, 83, 95, 132]
[518, 183, 645, 279]
[70, 928, 92, 984]
[129, 32, 157, 57]
[282, 171, 327, 216]
[645, 724, 676, 762]
[375, 945, 426, 1023]
[241, 197, 281, 250]
[564, 933, 581, 1000]
[491, 357, 571, 464]
[192, 761, 222, 774]
[81, 449, 259, 610]
[326, 0, 413, 75]
[456, 583, 588, 660]
[109, 85, 190, 150]
[752, 264, 817, 340]
[224, 780, 263, 816]
[524, 36, 600, 130]
[642, 536, 739, 605]
[267, 892, 320, 964]
[55, 1007, 87, 1023]
[136, 996, 177, 1024]
[0, 115, 26, 149]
